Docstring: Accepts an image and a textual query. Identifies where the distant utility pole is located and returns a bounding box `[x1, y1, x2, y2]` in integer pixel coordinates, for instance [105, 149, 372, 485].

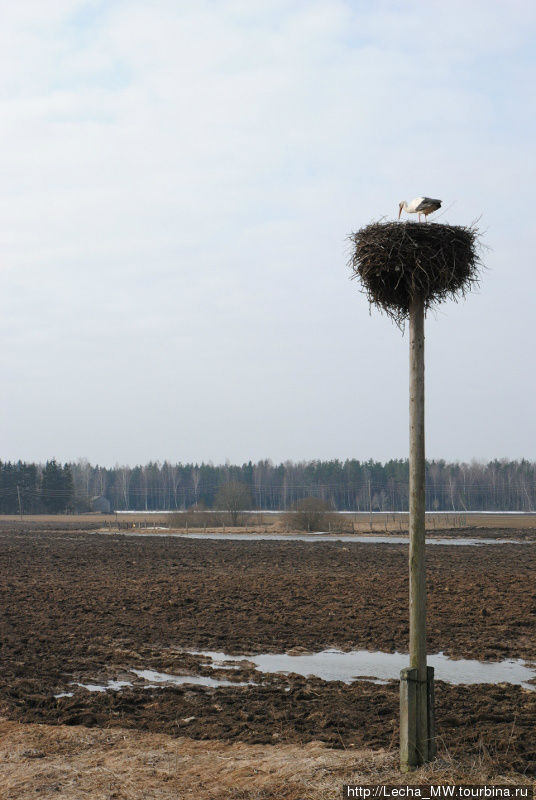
[17, 485, 23, 521]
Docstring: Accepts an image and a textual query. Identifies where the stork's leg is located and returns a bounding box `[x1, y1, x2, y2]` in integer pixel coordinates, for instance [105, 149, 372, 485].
[418, 213, 421, 222]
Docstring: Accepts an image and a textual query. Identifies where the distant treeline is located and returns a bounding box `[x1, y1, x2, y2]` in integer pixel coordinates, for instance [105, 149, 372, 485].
[1, 458, 536, 514]
[0, 460, 73, 514]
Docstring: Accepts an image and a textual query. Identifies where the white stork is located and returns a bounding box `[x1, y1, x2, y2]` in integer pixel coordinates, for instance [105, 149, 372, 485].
[398, 197, 442, 222]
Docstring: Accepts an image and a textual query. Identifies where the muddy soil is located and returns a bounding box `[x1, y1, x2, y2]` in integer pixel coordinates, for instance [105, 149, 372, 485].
[1, 530, 535, 773]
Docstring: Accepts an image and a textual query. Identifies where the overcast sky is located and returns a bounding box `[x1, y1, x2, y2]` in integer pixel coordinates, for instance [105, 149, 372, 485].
[1, 0, 535, 467]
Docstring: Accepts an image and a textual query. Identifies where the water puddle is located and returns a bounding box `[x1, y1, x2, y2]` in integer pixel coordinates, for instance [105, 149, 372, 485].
[54, 679, 133, 698]
[191, 649, 536, 690]
[95, 531, 532, 546]
[75, 679, 133, 692]
[54, 650, 536, 699]
[55, 670, 251, 697]
[130, 668, 250, 689]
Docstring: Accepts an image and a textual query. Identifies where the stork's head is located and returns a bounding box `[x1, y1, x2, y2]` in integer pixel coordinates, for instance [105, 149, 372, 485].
[398, 201, 405, 220]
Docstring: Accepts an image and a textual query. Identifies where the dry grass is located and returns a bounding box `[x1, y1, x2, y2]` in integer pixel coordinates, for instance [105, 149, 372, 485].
[2, 512, 536, 534]
[0, 719, 532, 800]
[314, 512, 536, 533]
[0, 513, 171, 525]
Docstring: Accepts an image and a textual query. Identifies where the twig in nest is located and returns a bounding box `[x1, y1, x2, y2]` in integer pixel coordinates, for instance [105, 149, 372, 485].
[347, 221, 484, 327]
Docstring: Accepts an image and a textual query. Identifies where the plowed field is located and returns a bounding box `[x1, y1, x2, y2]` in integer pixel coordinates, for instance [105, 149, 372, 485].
[1, 530, 535, 773]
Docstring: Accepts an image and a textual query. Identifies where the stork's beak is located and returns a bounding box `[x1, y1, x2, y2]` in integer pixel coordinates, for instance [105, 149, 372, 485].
[398, 205, 402, 220]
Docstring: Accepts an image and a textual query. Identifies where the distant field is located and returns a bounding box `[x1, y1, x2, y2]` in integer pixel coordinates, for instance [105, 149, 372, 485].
[1, 511, 536, 530]
[346, 512, 536, 530]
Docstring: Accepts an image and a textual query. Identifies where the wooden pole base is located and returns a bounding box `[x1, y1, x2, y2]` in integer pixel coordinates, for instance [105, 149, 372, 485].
[400, 666, 436, 771]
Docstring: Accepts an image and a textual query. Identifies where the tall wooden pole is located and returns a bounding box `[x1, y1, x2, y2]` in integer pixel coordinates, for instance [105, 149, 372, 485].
[409, 295, 427, 762]
[400, 296, 434, 770]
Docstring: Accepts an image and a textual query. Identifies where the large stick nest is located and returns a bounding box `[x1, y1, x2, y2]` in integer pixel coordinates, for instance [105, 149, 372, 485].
[348, 221, 483, 324]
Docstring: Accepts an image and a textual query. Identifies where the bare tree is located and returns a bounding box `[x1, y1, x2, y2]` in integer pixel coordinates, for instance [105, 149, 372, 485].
[215, 481, 251, 526]
[118, 466, 130, 510]
[287, 497, 330, 532]
[191, 468, 201, 505]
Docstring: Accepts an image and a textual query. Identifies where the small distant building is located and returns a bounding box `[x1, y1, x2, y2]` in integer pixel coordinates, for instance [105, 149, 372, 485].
[91, 495, 111, 513]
